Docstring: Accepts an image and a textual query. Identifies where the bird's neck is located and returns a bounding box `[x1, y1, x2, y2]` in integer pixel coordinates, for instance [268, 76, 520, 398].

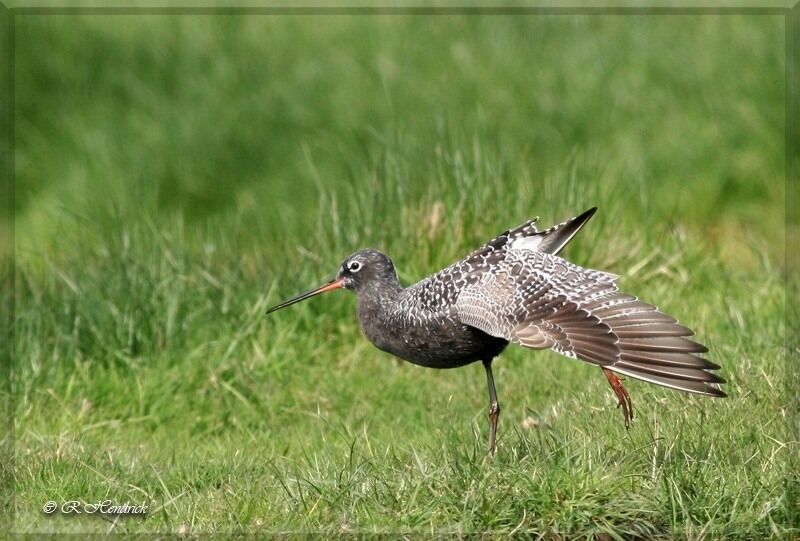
[356, 279, 404, 322]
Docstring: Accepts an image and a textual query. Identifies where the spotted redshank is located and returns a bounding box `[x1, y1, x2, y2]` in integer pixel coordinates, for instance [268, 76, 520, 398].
[267, 208, 726, 454]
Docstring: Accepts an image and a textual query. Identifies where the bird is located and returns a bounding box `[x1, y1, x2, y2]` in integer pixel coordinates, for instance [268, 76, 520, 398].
[266, 207, 726, 454]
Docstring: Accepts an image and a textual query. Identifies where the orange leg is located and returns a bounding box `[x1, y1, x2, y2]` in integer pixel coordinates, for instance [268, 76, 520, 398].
[603, 368, 633, 428]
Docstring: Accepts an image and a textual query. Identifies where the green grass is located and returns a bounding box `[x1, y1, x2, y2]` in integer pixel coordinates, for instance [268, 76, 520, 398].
[10, 12, 794, 538]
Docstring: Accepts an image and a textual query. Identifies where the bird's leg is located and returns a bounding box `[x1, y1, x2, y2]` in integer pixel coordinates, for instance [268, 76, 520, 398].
[483, 360, 501, 455]
[603, 368, 633, 428]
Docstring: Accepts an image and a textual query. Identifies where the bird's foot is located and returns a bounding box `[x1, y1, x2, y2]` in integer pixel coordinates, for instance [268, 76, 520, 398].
[603, 369, 633, 428]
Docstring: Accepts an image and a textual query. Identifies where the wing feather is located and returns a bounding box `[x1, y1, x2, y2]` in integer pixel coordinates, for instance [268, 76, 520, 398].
[454, 248, 726, 397]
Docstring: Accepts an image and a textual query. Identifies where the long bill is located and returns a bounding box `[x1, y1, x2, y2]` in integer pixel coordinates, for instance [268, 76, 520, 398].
[266, 278, 345, 314]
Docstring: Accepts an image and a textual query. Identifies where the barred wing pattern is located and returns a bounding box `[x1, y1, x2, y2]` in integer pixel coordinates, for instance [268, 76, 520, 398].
[399, 209, 598, 317]
[450, 229, 725, 397]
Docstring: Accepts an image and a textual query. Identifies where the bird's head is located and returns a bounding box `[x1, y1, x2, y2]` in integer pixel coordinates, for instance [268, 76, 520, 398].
[266, 249, 398, 314]
[335, 249, 397, 293]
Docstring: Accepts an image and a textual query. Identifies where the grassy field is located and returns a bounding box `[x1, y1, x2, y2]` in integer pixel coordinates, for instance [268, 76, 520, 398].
[10, 12, 793, 538]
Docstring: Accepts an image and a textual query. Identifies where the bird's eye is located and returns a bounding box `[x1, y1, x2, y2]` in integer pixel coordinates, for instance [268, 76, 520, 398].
[348, 261, 362, 273]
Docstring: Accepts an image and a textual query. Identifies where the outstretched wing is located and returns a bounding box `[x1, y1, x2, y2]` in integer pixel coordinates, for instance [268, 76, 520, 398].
[453, 248, 726, 397]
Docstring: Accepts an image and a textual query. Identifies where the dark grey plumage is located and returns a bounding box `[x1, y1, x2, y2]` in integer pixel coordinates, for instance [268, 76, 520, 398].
[267, 207, 726, 453]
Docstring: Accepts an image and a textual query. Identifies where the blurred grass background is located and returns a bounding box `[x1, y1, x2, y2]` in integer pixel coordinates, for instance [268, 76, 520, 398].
[12, 12, 791, 537]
